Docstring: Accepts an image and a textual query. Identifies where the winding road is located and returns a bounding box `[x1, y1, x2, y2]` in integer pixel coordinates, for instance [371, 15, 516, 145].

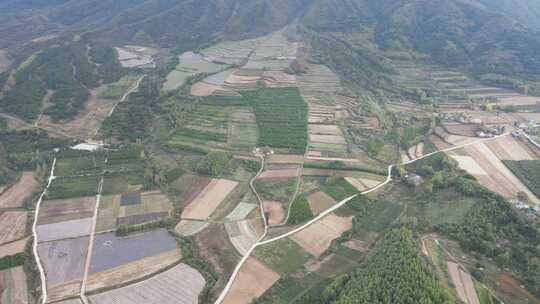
[214, 132, 510, 304]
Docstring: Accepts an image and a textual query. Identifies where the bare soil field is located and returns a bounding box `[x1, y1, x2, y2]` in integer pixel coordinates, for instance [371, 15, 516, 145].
[309, 124, 343, 136]
[0, 211, 27, 245]
[263, 201, 285, 226]
[172, 174, 212, 207]
[310, 134, 347, 145]
[181, 178, 238, 220]
[38, 197, 96, 225]
[0, 172, 36, 209]
[86, 250, 182, 292]
[344, 177, 382, 192]
[89, 229, 179, 274]
[37, 217, 93, 242]
[38, 237, 88, 300]
[89, 263, 205, 304]
[267, 154, 305, 164]
[444, 124, 479, 137]
[190, 81, 222, 96]
[342, 239, 369, 252]
[486, 136, 536, 161]
[447, 262, 480, 304]
[307, 191, 337, 214]
[497, 274, 540, 304]
[225, 202, 257, 221]
[0, 266, 28, 304]
[450, 155, 488, 175]
[0, 237, 28, 257]
[463, 142, 539, 202]
[223, 257, 280, 304]
[257, 168, 299, 181]
[290, 213, 353, 257]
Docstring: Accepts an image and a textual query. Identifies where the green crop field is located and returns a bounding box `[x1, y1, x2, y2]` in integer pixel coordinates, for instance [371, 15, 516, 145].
[503, 160, 540, 198]
[46, 176, 100, 200]
[246, 88, 307, 154]
[255, 238, 312, 275]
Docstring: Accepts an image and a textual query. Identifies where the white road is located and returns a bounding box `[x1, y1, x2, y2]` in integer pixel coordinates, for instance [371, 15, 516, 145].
[214, 133, 510, 304]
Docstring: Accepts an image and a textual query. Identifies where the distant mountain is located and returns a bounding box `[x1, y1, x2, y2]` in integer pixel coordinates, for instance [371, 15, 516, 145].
[1, 0, 540, 81]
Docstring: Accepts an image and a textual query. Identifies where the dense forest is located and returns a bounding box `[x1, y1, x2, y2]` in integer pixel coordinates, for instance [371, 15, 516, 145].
[321, 229, 448, 304]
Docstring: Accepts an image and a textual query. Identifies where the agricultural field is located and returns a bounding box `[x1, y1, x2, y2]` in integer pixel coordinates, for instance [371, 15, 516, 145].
[0, 211, 27, 245]
[0, 237, 28, 257]
[0, 266, 28, 304]
[181, 178, 238, 220]
[504, 160, 540, 199]
[0, 171, 36, 209]
[87, 229, 181, 291]
[306, 191, 337, 215]
[89, 263, 205, 304]
[96, 191, 173, 232]
[115, 45, 157, 69]
[38, 236, 89, 301]
[38, 196, 96, 225]
[163, 52, 225, 91]
[289, 213, 352, 257]
[449, 140, 539, 203]
[249, 88, 308, 154]
[223, 257, 280, 304]
[254, 238, 312, 275]
[45, 176, 100, 200]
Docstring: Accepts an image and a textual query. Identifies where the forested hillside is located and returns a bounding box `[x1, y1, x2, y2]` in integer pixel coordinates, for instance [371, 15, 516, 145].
[322, 229, 449, 304]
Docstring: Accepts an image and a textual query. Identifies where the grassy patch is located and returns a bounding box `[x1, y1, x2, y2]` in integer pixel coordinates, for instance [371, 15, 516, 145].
[254, 179, 297, 203]
[287, 196, 314, 225]
[320, 176, 358, 201]
[255, 238, 312, 275]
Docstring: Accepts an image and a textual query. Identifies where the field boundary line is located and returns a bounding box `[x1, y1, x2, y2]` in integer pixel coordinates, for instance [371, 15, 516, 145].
[214, 133, 509, 304]
[32, 157, 57, 304]
[80, 159, 107, 304]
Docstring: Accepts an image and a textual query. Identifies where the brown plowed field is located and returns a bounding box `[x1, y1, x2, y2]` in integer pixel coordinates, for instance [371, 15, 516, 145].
[190, 81, 222, 96]
[257, 168, 299, 181]
[486, 136, 536, 161]
[290, 213, 352, 257]
[174, 174, 212, 207]
[223, 257, 280, 304]
[0, 172, 36, 209]
[38, 197, 96, 225]
[263, 201, 285, 226]
[86, 250, 182, 292]
[181, 179, 238, 220]
[0, 211, 27, 245]
[0, 237, 28, 257]
[307, 191, 337, 214]
[0, 266, 28, 304]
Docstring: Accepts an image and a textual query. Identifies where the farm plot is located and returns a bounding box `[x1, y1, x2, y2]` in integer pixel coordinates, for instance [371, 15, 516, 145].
[170, 174, 212, 205]
[0, 171, 36, 209]
[54, 152, 106, 177]
[38, 196, 96, 225]
[181, 178, 238, 220]
[0, 212, 27, 245]
[96, 191, 172, 232]
[486, 136, 537, 160]
[257, 165, 300, 181]
[38, 237, 89, 300]
[37, 217, 93, 242]
[255, 238, 312, 275]
[290, 213, 353, 257]
[307, 191, 337, 214]
[0, 237, 28, 257]
[223, 257, 280, 304]
[230, 108, 258, 151]
[457, 142, 540, 202]
[0, 266, 28, 304]
[263, 201, 285, 226]
[115, 45, 157, 68]
[168, 105, 231, 150]
[163, 52, 225, 91]
[45, 176, 99, 200]
[225, 202, 257, 221]
[447, 262, 480, 304]
[225, 219, 259, 255]
[201, 36, 261, 65]
[89, 229, 179, 275]
[344, 177, 384, 192]
[174, 220, 209, 237]
[89, 263, 205, 304]
[250, 88, 308, 154]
